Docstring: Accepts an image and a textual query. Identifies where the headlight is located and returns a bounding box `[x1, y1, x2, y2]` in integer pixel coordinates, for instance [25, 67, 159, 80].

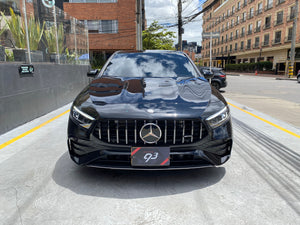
[71, 106, 95, 129]
[206, 106, 230, 128]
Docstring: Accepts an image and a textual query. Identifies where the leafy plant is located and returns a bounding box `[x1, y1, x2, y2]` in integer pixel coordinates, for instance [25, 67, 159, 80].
[225, 61, 273, 72]
[43, 23, 64, 54]
[1, 8, 44, 50]
[5, 49, 14, 61]
[142, 21, 176, 50]
[0, 14, 7, 37]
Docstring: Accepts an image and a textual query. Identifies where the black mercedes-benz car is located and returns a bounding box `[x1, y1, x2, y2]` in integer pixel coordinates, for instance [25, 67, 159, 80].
[68, 50, 232, 170]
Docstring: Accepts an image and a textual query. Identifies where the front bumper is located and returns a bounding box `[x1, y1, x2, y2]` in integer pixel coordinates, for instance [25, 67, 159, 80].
[67, 118, 233, 170]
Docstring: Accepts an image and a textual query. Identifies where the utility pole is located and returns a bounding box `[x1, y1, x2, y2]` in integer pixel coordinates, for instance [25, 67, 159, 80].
[289, 0, 299, 78]
[178, 0, 183, 51]
[136, 0, 142, 51]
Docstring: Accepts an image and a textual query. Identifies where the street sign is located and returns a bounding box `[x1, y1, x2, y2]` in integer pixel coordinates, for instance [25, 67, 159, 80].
[202, 32, 220, 39]
[18, 64, 34, 75]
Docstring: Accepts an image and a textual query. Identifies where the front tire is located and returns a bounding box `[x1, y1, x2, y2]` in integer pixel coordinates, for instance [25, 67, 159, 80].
[297, 76, 300, 83]
[211, 81, 220, 90]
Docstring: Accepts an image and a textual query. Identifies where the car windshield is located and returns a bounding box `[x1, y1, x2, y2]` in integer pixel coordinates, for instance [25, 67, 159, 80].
[102, 52, 198, 78]
[214, 70, 225, 75]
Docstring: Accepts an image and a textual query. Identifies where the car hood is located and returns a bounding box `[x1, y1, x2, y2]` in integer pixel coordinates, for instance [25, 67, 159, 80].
[74, 76, 226, 119]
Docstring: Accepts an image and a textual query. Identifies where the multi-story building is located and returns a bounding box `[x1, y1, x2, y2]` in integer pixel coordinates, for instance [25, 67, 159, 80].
[202, 0, 300, 74]
[64, 0, 145, 60]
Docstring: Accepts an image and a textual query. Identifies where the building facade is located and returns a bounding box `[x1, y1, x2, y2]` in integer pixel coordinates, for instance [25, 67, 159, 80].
[64, 0, 144, 60]
[202, 0, 300, 74]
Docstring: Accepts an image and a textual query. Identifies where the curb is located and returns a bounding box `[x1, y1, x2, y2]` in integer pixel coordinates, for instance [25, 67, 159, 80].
[275, 78, 297, 81]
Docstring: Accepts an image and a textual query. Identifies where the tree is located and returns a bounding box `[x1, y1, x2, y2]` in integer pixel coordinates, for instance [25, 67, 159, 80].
[142, 21, 176, 50]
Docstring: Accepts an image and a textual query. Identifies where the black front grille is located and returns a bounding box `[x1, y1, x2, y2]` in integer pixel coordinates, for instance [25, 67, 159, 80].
[93, 119, 208, 146]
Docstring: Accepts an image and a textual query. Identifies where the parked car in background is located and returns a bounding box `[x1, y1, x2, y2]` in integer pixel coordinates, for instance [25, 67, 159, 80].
[198, 67, 227, 90]
[297, 70, 300, 83]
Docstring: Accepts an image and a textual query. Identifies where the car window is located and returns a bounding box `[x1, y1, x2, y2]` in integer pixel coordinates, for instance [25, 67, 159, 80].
[102, 52, 198, 78]
[213, 70, 225, 75]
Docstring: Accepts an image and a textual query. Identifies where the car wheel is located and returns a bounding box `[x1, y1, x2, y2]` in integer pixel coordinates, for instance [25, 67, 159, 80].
[297, 76, 300, 83]
[211, 81, 220, 90]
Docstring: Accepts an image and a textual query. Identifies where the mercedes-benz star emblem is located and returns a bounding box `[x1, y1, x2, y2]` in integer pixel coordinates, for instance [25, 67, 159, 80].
[140, 123, 162, 144]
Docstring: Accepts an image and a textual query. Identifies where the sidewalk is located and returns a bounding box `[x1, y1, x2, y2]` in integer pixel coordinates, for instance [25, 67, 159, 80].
[226, 71, 297, 81]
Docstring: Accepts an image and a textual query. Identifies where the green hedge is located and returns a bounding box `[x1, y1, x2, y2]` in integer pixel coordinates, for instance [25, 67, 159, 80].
[225, 61, 273, 72]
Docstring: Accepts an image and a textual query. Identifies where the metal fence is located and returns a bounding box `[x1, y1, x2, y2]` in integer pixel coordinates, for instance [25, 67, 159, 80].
[0, 0, 89, 65]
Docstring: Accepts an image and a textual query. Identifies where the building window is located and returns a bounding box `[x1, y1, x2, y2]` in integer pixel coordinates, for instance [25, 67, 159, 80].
[236, 15, 240, 24]
[236, 29, 239, 38]
[242, 12, 247, 22]
[264, 16, 271, 29]
[274, 31, 281, 44]
[287, 27, 293, 41]
[249, 7, 254, 18]
[235, 43, 238, 51]
[87, 20, 118, 33]
[290, 6, 296, 20]
[237, 2, 241, 11]
[275, 11, 283, 25]
[265, 0, 273, 10]
[255, 20, 261, 32]
[241, 41, 244, 50]
[257, 3, 263, 15]
[264, 34, 269, 45]
[254, 37, 260, 48]
[248, 24, 253, 34]
[241, 27, 245, 36]
[232, 6, 235, 14]
[247, 39, 251, 49]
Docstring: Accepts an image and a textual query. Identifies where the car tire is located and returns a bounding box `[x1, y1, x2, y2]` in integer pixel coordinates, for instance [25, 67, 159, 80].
[297, 76, 300, 83]
[211, 81, 220, 90]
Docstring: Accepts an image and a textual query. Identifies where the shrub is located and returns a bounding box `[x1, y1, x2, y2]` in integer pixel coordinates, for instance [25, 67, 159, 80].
[225, 61, 273, 72]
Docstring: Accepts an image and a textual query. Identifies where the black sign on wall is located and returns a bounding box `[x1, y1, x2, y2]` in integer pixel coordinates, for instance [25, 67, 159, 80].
[18, 65, 34, 75]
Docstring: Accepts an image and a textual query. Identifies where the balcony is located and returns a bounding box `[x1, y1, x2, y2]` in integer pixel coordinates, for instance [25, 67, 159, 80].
[243, 2, 247, 8]
[253, 44, 260, 49]
[274, 19, 283, 26]
[221, 28, 224, 32]
[272, 39, 282, 45]
[239, 47, 245, 51]
[241, 18, 246, 23]
[255, 9, 263, 16]
[246, 45, 252, 50]
[254, 27, 261, 33]
[287, 14, 295, 22]
[235, 21, 240, 26]
[230, 37, 233, 41]
[285, 36, 293, 42]
[236, 7, 241, 12]
[247, 30, 253, 35]
[234, 35, 239, 40]
[262, 41, 269, 47]
[249, 0, 254, 3]
[225, 27, 229, 31]
[276, 0, 285, 6]
[263, 23, 271, 30]
[240, 33, 245, 38]
[265, 4, 273, 11]
[248, 14, 254, 20]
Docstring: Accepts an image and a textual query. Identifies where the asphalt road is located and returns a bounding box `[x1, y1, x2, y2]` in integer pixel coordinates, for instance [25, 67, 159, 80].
[0, 89, 299, 224]
[222, 75, 300, 128]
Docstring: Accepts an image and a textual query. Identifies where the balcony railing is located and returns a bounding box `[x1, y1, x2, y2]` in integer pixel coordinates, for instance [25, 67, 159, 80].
[255, 9, 263, 16]
[246, 45, 252, 50]
[230, 37, 233, 41]
[253, 44, 260, 49]
[234, 35, 239, 40]
[243, 2, 247, 8]
[276, 0, 285, 6]
[235, 21, 240, 26]
[285, 36, 293, 42]
[262, 41, 269, 47]
[239, 47, 245, 51]
[230, 24, 234, 28]
[254, 27, 261, 33]
[247, 30, 253, 35]
[263, 23, 271, 30]
[237, 7, 241, 12]
[265, 4, 273, 11]
[287, 14, 296, 22]
[274, 19, 283, 26]
[248, 13, 254, 19]
[272, 39, 281, 45]
[249, 0, 254, 3]
[240, 33, 245, 38]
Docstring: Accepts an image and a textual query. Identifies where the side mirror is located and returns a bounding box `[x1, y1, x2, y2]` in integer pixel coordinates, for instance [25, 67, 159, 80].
[87, 69, 99, 78]
[203, 70, 214, 80]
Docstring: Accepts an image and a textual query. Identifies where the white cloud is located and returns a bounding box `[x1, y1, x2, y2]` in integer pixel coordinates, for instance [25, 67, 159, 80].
[145, 0, 203, 46]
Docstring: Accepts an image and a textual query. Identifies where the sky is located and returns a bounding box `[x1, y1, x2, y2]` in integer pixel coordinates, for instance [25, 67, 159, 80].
[145, 0, 204, 46]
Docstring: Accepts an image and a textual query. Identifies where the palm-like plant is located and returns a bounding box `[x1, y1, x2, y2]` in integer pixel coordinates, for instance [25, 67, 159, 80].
[0, 14, 7, 37]
[43, 23, 64, 54]
[1, 8, 44, 50]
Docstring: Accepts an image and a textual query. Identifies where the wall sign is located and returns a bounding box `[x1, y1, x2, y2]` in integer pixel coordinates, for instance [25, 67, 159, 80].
[19, 65, 34, 75]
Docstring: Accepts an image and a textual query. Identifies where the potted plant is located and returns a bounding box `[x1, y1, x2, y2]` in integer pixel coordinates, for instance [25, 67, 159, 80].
[1, 8, 45, 62]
